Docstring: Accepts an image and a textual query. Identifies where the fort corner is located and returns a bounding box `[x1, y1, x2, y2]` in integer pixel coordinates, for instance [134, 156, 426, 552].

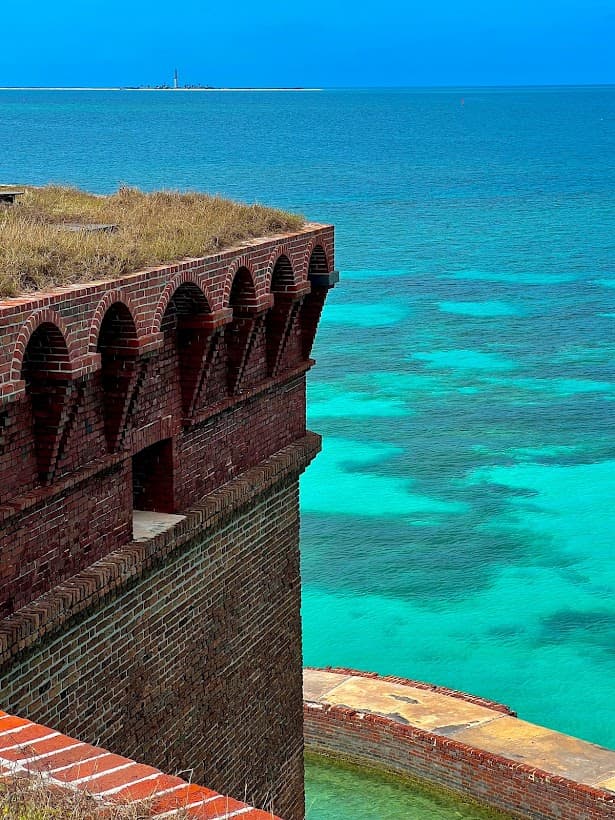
[0, 199, 336, 820]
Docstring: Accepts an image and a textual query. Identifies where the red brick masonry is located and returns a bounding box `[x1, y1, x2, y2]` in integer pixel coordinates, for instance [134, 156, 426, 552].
[0, 223, 335, 616]
[0, 708, 279, 819]
[0, 225, 336, 820]
[304, 668, 615, 820]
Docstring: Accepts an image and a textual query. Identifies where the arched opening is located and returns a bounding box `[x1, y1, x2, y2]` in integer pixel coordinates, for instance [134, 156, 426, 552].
[226, 267, 266, 394]
[266, 255, 302, 375]
[229, 267, 257, 311]
[21, 323, 71, 483]
[308, 245, 329, 276]
[161, 282, 211, 333]
[270, 254, 294, 292]
[97, 302, 139, 452]
[161, 282, 214, 416]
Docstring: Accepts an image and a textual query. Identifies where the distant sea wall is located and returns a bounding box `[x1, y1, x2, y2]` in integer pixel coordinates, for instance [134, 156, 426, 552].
[0, 225, 336, 820]
[304, 668, 615, 820]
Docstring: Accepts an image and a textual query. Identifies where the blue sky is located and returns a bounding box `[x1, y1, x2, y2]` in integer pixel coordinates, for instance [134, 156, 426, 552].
[2, 0, 614, 87]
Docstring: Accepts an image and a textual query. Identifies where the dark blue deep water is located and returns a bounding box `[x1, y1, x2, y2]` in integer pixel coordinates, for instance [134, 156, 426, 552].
[2, 88, 614, 773]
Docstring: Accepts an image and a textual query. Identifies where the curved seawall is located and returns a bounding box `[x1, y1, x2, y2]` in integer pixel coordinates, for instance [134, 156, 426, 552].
[303, 668, 615, 820]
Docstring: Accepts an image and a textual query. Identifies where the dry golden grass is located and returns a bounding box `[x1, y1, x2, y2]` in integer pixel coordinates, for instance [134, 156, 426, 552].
[0, 186, 304, 297]
[0, 773, 165, 818]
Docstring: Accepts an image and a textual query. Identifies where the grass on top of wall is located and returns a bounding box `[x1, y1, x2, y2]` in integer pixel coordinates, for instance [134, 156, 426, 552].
[0, 773, 184, 818]
[0, 186, 304, 297]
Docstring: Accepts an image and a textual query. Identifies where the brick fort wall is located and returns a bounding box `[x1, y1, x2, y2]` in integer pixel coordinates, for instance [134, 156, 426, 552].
[0, 223, 336, 820]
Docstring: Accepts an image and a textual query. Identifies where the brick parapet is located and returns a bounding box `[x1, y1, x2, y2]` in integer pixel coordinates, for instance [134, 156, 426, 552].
[0, 708, 279, 819]
[0, 224, 334, 398]
[303, 668, 615, 820]
[0, 225, 335, 616]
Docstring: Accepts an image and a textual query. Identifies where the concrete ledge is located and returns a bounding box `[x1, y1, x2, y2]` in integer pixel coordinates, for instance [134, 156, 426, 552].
[0, 708, 278, 819]
[304, 667, 615, 820]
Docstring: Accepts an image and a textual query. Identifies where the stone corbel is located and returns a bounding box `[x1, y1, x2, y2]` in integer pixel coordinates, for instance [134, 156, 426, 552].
[36, 373, 89, 484]
[102, 355, 143, 454]
[301, 270, 340, 359]
[227, 297, 272, 395]
[267, 283, 312, 377]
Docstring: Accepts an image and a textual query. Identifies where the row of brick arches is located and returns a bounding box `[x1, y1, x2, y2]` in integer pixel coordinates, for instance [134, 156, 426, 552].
[16, 248, 330, 489]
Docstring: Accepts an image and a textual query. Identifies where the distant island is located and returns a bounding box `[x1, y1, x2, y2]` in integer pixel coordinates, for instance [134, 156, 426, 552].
[0, 68, 321, 91]
[0, 86, 322, 92]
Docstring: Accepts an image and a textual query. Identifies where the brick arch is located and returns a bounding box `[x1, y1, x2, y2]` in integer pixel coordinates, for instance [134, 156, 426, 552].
[161, 281, 212, 325]
[18, 316, 75, 485]
[10, 309, 77, 383]
[151, 274, 213, 334]
[89, 291, 140, 353]
[223, 256, 257, 308]
[97, 302, 141, 454]
[265, 248, 304, 378]
[159, 281, 215, 418]
[305, 242, 331, 277]
[264, 246, 299, 292]
[225, 260, 264, 395]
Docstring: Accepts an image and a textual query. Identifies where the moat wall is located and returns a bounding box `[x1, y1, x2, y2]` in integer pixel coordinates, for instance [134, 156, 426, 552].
[0, 224, 336, 820]
[304, 668, 615, 820]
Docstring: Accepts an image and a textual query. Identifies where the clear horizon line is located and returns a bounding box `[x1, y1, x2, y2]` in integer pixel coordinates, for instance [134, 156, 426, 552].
[0, 82, 614, 92]
[0, 85, 323, 92]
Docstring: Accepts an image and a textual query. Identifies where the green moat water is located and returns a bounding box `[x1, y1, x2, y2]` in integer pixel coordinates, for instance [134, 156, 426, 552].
[304, 755, 509, 820]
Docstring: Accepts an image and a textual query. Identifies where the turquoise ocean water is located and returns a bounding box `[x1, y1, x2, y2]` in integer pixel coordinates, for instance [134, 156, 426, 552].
[2, 87, 614, 814]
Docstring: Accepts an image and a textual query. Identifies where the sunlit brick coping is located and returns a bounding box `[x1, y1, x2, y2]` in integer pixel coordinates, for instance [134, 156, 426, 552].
[0, 432, 321, 665]
[0, 708, 279, 819]
[304, 667, 615, 820]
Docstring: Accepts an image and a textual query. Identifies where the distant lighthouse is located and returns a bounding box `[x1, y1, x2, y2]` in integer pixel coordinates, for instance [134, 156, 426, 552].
[173, 68, 179, 90]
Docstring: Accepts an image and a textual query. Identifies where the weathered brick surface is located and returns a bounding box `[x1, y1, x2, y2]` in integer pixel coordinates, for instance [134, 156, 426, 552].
[0, 225, 335, 617]
[0, 708, 280, 819]
[0, 462, 132, 614]
[0, 438, 321, 820]
[0, 224, 336, 820]
[175, 373, 307, 510]
[304, 670, 615, 820]
[0, 434, 321, 663]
